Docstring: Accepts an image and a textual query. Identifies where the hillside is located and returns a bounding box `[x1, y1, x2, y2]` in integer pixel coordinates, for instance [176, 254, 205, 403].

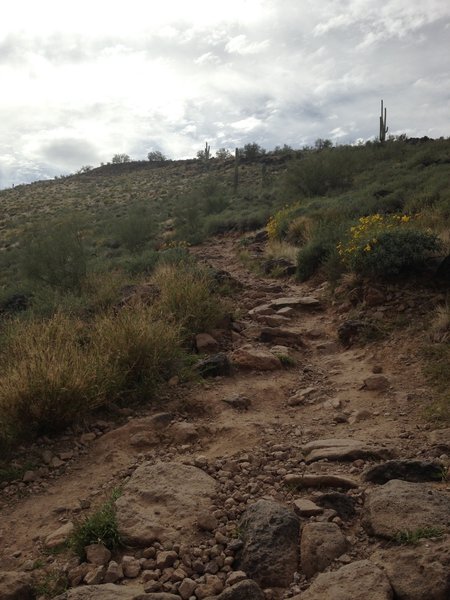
[0, 138, 449, 599]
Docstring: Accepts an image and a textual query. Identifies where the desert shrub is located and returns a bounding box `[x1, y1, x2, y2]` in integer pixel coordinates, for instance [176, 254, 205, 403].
[20, 218, 87, 290]
[152, 264, 225, 337]
[119, 248, 159, 275]
[338, 214, 441, 278]
[286, 216, 315, 245]
[0, 313, 110, 445]
[284, 147, 357, 197]
[112, 202, 157, 252]
[296, 221, 349, 281]
[267, 203, 303, 240]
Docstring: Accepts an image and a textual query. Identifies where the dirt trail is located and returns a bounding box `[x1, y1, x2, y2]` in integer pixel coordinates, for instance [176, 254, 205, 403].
[0, 233, 438, 574]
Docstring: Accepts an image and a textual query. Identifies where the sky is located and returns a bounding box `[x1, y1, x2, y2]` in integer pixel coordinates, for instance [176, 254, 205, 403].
[0, 0, 449, 188]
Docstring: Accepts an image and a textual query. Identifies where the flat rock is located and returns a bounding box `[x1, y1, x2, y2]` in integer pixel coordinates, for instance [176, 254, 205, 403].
[216, 579, 265, 600]
[364, 460, 445, 484]
[300, 522, 348, 578]
[239, 499, 300, 587]
[363, 479, 450, 539]
[54, 585, 145, 599]
[371, 535, 450, 600]
[231, 347, 282, 370]
[260, 327, 305, 347]
[293, 499, 323, 517]
[116, 461, 216, 545]
[0, 571, 33, 600]
[285, 474, 359, 489]
[428, 428, 450, 452]
[196, 353, 231, 377]
[269, 296, 321, 310]
[302, 438, 394, 463]
[294, 560, 393, 600]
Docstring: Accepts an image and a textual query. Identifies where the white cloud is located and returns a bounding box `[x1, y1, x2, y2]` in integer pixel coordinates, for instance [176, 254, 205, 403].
[0, 1, 450, 187]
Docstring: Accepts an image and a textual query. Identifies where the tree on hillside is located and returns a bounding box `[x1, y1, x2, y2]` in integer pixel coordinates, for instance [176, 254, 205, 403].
[215, 148, 232, 159]
[112, 153, 131, 164]
[147, 150, 167, 162]
[314, 138, 333, 150]
[239, 142, 266, 159]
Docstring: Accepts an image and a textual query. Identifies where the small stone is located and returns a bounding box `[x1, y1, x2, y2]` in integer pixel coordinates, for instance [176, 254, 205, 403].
[363, 375, 390, 391]
[179, 577, 197, 599]
[85, 543, 112, 566]
[45, 522, 74, 549]
[293, 499, 323, 517]
[226, 570, 248, 586]
[156, 551, 178, 570]
[197, 512, 218, 532]
[84, 565, 106, 585]
[121, 555, 141, 578]
[103, 560, 123, 583]
[22, 471, 37, 483]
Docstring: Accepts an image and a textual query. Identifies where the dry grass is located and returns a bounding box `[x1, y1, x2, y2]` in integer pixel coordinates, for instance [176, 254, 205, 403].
[429, 303, 450, 343]
[264, 240, 298, 263]
[152, 263, 225, 336]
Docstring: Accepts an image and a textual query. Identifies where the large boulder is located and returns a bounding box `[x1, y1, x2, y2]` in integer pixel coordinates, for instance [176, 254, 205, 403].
[294, 560, 393, 600]
[363, 479, 450, 539]
[116, 462, 216, 545]
[216, 579, 265, 599]
[238, 499, 300, 587]
[363, 460, 444, 484]
[371, 535, 450, 600]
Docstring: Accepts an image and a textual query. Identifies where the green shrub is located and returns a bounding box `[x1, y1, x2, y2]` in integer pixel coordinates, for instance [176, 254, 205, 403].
[112, 202, 157, 252]
[297, 239, 334, 281]
[20, 218, 87, 290]
[340, 216, 441, 278]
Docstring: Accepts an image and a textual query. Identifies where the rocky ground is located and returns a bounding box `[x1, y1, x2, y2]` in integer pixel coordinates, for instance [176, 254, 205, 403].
[0, 233, 449, 600]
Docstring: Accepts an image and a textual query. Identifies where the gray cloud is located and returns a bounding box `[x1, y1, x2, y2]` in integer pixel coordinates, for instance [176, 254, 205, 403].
[1, 0, 449, 188]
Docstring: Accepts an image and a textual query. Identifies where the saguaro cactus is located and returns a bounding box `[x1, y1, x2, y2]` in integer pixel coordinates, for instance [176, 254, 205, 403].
[204, 142, 211, 161]
[379, 99, 388, 143]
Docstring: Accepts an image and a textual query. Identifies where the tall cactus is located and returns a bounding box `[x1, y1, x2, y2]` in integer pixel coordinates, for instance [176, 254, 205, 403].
[204, 142, 211, 161]
[379, 99, 388, 143]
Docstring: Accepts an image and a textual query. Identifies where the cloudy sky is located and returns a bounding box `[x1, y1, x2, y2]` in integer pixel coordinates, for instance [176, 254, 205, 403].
[0, 0, 449, 188]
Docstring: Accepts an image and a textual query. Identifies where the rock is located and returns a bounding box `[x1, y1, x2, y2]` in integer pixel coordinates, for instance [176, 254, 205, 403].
[231, 347, 282, 370]
[22, 470, 37, 482]
[155, 551, 178, 569]
[337, 320, 382, 347]
[179, 578, 197, 599]
[197, 512, 219, 532]
[54, 584, 145, 599]
[104, 561, 123, 583]
[194, 574, 224, 598]
[292, 499, 323, 517]
[239, 499, 300, 587]
[363, 460, 445, 484]
[315, 492, 357, 520]
[169, 422, 199, 443]
[302, 438, 394, 463]
[85, 543, 112, 566]
[371, 536, 450, 600]
[260, 327, 305, 347]
[116, 461, 216, 546]
[84, 565, 106, 585]
[222, 394, 252, 410]
[362, 375, 390, 391]
[137, 595, 180, 600]
[363, 479, 450, 539]
[80, 432, 96, 444]
[294, 560, 393, 600]
[269, 296, 321, 310]
[217, 579, 265, 600]
[349, 409, 372, 424]
[285, 473, 359, 489]
[258, 314, 291, 327]
[196, 353, 231, 377]
[364, 287, 386, 306]
[149, 413, 173, 430]
[248, 304, 274, 317]
[300, 522, 348, 578]
[262, 258, 296, 276]
[196, 333, 219, 353]
[122, 555, 142, 578]
[226, 571, 248, 586]
[45, 521, 74, 548]
[68, 564, 91, 586]
[288, 387, 317, 407]
[428, 428, 450, 452]
[0, 571, 33, 600]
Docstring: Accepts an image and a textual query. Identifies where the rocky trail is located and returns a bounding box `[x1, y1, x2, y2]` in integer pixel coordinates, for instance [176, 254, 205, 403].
[1, 233, 449, 600]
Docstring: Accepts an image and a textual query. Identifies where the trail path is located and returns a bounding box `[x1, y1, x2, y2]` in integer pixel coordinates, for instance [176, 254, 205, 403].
[1, 233, 448, 599]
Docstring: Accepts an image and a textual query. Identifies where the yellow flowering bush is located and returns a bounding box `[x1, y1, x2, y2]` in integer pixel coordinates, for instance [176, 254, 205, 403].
[338, 214, 441, 278]
[266, 202, 302, 240]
